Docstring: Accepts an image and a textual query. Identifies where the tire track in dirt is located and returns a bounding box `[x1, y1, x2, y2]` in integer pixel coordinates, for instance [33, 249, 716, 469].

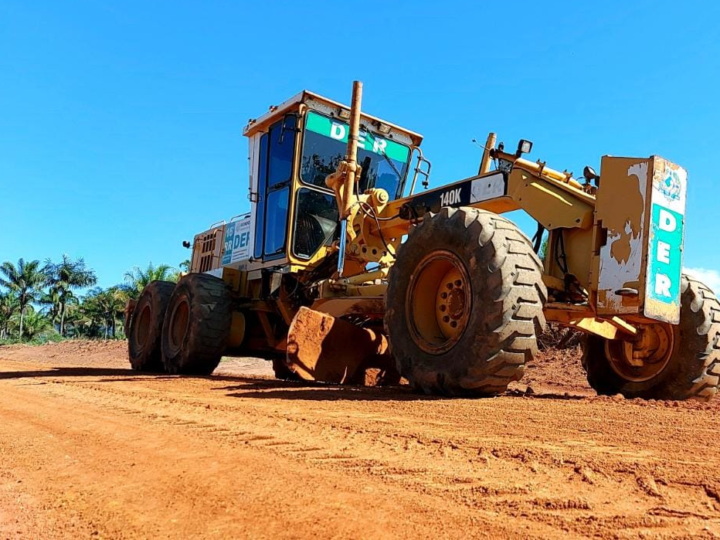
[51, 375, 720, 537]
[1, 342, 719, 538]
[0, 374, 525, 539]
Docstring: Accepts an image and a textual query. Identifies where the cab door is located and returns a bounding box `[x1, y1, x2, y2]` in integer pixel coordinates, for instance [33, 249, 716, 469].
[253, 114, 298, 261]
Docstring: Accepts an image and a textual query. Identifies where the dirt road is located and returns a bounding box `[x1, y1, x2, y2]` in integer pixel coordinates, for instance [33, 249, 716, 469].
[0, 341, 718, 539]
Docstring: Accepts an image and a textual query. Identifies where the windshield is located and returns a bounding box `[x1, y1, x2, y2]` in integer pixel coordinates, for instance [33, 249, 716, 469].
[300, 111, 410, 199]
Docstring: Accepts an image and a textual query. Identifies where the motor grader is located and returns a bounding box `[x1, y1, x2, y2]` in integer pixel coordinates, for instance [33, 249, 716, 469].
[127, 81, 719, 401]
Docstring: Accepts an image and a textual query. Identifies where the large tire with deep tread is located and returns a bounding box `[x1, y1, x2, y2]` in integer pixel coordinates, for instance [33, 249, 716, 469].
[385, 207, 547, 396]
[582, 275, 720, 400]
[128, 281, 176, 372]
[161, 273, 231, 375]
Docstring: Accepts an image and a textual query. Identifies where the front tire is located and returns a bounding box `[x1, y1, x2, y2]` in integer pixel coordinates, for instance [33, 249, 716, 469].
[385, 207, 547, 396]
[582, 275, 720, 400]
[161, 273, 231, 375]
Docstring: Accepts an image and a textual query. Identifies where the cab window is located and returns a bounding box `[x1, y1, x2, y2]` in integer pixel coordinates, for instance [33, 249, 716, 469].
[300, 111, 410, 199]
[292, 188, 338, 259]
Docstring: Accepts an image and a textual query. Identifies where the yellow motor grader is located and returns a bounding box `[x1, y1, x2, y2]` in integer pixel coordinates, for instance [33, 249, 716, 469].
[127, 82, 719, 401]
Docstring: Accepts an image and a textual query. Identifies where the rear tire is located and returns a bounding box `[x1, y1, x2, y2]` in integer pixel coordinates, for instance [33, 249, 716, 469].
[385, 207, 547, 396]
[582, 275, 720, 400]
[128, 281, 176, 372]
[161, 273, 231, 375]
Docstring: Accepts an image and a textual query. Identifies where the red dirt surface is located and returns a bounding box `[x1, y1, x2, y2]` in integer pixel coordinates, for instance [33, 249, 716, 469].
[0, 340, 719, 538]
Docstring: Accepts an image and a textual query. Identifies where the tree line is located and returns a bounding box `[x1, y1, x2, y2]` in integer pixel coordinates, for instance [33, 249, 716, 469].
[0, 256, 188, 343]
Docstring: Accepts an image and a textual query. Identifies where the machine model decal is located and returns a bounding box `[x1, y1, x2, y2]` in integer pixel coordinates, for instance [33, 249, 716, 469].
[440, 188, 461, 206]
[436, 174, 505, 207]
[644, 160, 687, 324]
[399, 172, 507, 219]
[221, 214, 252, 265]
[305, 112, 409, 162]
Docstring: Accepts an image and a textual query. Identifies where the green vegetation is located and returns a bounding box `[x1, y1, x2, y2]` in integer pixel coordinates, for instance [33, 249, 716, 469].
[0, 257, 182, 344]
[44, 255, 98, 336]
[124, 263, 178, 298]
[0, 259, 46, 340]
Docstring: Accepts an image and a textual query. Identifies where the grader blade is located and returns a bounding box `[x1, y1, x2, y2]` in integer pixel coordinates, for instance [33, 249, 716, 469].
[285, 307, 399, 386]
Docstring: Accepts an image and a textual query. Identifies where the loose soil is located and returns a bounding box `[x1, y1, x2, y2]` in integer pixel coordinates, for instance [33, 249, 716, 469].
[0, 340, 718, 538]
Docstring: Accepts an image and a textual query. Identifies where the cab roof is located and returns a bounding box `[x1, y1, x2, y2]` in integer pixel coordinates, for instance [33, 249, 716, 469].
[242, 90, 424, 147]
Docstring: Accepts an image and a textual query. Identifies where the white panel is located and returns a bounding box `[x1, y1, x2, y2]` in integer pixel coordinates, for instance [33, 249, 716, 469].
[247, 134, 260, 260]
[643, 158, 687, 324]
[470, 173, 505, 203]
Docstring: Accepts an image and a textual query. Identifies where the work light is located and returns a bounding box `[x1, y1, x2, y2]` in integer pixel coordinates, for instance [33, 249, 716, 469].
[517, 139, 533, 155]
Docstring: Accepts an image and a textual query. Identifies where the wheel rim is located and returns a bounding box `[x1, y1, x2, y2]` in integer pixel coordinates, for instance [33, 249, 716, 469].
[135, 304, 152, 349]
[168, 297, 190, 353]
[605, 323, 675, 382]
[407, 250, 471, 354]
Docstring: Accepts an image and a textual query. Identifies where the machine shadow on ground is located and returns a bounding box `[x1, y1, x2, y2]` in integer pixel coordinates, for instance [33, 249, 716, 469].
[215, 379, 589, 403]
[0, 365, 589, 403]
[0, 366, 152, 380]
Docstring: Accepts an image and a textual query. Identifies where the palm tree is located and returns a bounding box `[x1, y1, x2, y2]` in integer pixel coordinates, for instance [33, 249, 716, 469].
[0, 259, 47, 339]
[64, 299, 96, 338]
[19, 310, 53, 341]
[82, 287, 126, 339]
[39, 286, 62, 327]
[172, 259, 191, 282]
[123, 263, 177, 298]
[107, 288, 128, 338]
[43, 255, 98, 336]
[0, 292, 19, 339]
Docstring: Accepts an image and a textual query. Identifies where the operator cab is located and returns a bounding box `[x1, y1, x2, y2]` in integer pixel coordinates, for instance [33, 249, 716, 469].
[191, 91, 424, 276]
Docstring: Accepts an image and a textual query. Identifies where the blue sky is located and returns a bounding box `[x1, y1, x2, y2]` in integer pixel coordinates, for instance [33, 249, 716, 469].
[1, 0, 719, 291]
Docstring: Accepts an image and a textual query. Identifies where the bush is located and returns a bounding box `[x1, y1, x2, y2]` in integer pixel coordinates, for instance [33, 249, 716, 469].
[0, 329, 62, 346]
